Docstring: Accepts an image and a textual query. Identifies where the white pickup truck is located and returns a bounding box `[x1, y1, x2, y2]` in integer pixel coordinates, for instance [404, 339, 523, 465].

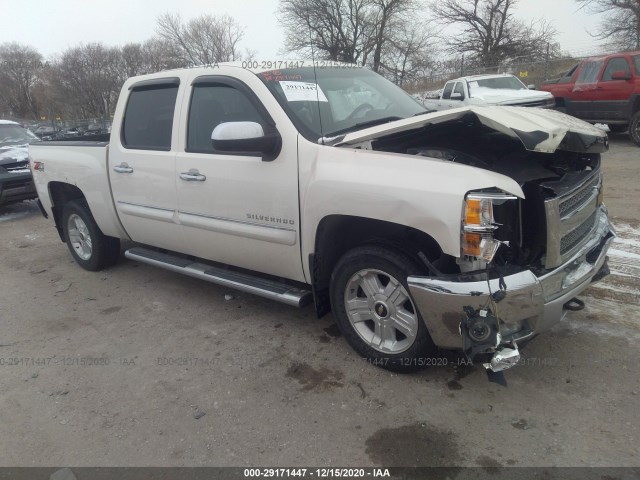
[29, 62, 613, 373]
[427, 73, 556, 111]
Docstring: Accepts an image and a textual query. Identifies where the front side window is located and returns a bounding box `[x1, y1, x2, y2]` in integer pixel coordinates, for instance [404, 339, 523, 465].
[576, 60, 604, 84]
[602, 57, 631, 81]
[187, 84, 265, 153]
[122, 84, 179, 150]
[452, 82, 465, 99]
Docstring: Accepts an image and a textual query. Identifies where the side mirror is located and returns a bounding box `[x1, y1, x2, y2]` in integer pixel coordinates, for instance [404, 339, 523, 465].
[211, 121, 282, 162]
[611, 70, 631, 81]
[527, 84, 536, 90]
[450, 92, 464, 100]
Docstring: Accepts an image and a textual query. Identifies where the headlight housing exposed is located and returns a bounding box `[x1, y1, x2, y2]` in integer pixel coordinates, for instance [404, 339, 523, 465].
[462, 191, 517, 263]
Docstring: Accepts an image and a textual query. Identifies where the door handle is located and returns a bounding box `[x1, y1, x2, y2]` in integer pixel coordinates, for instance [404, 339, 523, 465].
[180, 169, 206, 182]
[113, 163, 133, 174]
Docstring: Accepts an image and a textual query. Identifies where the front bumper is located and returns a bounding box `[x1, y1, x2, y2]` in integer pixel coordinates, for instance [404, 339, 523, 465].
[0, 171, 37, 206]
[408, 205, 614, 350]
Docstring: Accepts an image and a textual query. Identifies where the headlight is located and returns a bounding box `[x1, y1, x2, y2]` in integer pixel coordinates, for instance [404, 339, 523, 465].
[462, 191, 517, 262]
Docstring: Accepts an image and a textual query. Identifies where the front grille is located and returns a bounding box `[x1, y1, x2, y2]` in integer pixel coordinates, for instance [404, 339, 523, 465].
[1, 161, 29, 172]
[560, 211, 597, 255]
[544, 170, 601, 269]
[559, 174, 600, 217]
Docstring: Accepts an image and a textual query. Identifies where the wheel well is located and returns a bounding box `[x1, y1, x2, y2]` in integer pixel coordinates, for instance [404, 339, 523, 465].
[48, 182, 86, 241]
[310, 215, 443, 317]
[631, 95, 640, 116]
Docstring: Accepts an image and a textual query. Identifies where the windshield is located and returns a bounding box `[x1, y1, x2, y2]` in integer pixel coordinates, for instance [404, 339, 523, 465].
[0, 124, 40, 146]
[467, 76, 527, 95]
[258, 67, 427, 140]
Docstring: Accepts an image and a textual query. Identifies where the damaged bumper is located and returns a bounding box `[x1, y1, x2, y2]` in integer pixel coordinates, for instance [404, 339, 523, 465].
[407, 205, 614, 366]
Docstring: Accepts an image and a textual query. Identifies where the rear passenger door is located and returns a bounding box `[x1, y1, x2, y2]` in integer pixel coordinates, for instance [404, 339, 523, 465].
[569, 59, 604, 119]
[109, 78, 184, 252]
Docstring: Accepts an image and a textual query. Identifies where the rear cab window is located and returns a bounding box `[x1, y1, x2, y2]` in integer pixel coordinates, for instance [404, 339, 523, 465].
[122, 79, 180, 150]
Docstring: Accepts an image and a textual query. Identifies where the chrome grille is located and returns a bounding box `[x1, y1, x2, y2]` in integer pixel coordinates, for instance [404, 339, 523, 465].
[1, 161, 29, 172]
[559, 174, 600, 217]
[560, 211, 597, 255]
[544, 170, 601, 269]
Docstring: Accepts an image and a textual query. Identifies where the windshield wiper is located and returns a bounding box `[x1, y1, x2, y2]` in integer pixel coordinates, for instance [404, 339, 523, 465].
[325, 116, 404, 137]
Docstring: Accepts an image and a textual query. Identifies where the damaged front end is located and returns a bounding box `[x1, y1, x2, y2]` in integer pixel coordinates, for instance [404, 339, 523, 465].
[408, 205, 614, 372]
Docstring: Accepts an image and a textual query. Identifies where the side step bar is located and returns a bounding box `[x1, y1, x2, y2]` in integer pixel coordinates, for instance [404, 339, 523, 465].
[125, 247, 313, 308]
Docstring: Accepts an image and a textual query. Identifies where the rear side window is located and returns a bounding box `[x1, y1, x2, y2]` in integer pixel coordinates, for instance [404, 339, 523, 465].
[122, 83, 179, 150]
[601, 57, 631, 81]
[634, 55, 640, 75]
[442, 83, 454, 99]
[576, 60, 604, 84]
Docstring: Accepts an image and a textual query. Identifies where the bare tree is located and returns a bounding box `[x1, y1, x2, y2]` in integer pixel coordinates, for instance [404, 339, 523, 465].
[279, 0, 374, 64]
[48, 43, 123, 119]
[431, 0, 558, 69]
[0, 43, 43, 119]
[156, 13, 245, 66]
[381, 23, 434, 85]
[576, 0, 640, 50]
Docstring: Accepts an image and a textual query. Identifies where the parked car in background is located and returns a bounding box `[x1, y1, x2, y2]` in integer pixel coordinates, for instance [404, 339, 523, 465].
[0, 120, 39, 207]
[427, 74, 555, 111]
[541, 51, 640, 146]
[33, 125, 60, 141]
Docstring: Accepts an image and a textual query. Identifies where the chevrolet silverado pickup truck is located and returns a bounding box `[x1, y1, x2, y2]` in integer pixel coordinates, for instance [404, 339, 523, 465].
[541, 51, 640, 146]
[427, 74, 555, 111]
[29, 62, 614, 373]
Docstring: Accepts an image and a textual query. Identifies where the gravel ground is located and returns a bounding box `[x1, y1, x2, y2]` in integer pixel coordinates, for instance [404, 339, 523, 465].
[0, 136, 638, 468]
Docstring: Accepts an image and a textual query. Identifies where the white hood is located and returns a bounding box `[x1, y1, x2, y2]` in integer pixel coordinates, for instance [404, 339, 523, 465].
[469, 86, 553, 105]
[335, 106, 608, 154]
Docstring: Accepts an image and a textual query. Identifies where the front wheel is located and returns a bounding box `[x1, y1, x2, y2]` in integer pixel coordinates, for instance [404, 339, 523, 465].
[629, 111, 640, 147]
[329, 245, 438, 372]
[62, 200, 120, 271]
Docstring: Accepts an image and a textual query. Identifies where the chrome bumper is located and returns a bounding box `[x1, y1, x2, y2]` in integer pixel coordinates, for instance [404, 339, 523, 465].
[408, 205, 614, 350]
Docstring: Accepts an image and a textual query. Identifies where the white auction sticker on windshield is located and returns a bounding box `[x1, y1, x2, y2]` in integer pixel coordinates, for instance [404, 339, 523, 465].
[279, 81, 328, 102]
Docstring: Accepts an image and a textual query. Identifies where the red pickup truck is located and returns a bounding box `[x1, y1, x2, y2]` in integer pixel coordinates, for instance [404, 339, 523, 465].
[541, 51, 640, 146]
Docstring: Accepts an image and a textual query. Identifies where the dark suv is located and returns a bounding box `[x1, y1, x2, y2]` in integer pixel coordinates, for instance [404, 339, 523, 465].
[0, 121, 39, 207]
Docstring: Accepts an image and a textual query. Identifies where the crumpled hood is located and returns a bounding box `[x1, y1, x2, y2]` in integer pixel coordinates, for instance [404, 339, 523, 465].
[0, 144, 29, 165]
[335, 106, 608, 154]
[470, 87, 553, 105]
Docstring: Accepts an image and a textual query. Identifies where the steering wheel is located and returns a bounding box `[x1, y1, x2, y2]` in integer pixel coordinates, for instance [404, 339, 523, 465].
[346, 103, 374, 121]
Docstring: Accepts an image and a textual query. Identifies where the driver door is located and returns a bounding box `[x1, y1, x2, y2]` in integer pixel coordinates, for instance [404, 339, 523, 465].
[175, 76, 303, 281]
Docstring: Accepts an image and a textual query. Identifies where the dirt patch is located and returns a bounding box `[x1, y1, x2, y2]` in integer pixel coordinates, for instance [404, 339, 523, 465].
[285, 362, 344, 391]
[365, 423, 461, 467]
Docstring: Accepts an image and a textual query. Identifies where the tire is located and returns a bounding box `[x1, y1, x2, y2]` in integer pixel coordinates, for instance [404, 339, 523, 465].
[329, 245, 438, 373]
[629, 111, 640, 147]
[61, 200, 120, 271]
[607, 124, 627, 134]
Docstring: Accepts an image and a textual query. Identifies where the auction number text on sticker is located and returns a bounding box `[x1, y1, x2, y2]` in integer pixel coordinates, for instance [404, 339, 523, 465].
[280, 81, 328, 102]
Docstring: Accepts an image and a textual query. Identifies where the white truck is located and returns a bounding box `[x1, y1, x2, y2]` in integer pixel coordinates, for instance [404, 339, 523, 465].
[29, 62, 613, 373]
[427, 73, 556, 111]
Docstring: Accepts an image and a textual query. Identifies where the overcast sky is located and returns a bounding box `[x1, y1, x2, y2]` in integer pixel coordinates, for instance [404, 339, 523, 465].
[1, 0, 605, 59]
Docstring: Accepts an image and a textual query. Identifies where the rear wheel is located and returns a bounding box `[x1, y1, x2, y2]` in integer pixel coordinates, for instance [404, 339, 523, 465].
[329, 245, 438, 372]
[62, 200, 120, 271]
[630, 111, 640, 147]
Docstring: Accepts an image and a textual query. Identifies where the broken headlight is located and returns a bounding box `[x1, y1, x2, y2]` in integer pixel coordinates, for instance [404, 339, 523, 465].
[462, 191, 517, 263]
